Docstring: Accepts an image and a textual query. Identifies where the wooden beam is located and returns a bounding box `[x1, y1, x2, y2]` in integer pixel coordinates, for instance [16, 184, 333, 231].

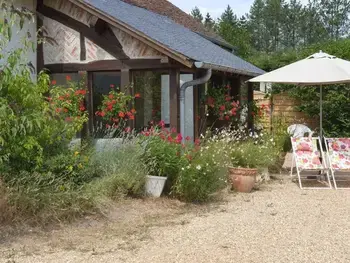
[169, 69, 180, 132]
[44, 59, 183, 73]
[80, 33, 86, 61]
[37, 5, 129, 60]
[247, 82, 254, 131]
[36, 0, 44, 72]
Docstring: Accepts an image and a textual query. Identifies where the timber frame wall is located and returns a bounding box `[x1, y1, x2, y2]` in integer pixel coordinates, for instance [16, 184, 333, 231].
[36, 0, 255, 137]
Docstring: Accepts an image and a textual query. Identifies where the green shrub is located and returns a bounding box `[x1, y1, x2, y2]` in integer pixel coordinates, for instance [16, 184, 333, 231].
[86, 139, 147, 200]
[173, 145, 227, 203]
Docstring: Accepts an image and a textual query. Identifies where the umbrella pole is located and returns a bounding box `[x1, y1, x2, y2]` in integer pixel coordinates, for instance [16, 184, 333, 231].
[320, 85, 323, 138]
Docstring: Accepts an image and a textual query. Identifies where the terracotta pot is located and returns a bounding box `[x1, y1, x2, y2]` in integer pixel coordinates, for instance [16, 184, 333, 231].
[228, 167, 258, 193]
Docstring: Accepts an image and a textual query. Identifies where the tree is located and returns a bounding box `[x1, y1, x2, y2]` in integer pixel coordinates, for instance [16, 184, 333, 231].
[300, 0, 328, 45]
[248, 0, 267, 51]
[190, 6, 203, 23]
[319, 0, 350, 40]
[280, 0, 303, 49]
[264, 0, 285, 52]
[204, 13, 215, 30]
[220, 5, 237, 26]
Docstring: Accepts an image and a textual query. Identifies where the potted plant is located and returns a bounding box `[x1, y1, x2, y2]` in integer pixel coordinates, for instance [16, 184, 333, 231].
[140, 124, 184, 197]
[228, 138, 277, 193]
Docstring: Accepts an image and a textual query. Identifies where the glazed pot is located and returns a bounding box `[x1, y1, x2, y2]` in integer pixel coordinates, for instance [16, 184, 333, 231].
[228, 167, 258, 193]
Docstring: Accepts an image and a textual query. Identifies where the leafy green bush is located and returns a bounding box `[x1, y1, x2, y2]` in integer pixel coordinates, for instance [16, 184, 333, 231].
[173, 142, 227, 203]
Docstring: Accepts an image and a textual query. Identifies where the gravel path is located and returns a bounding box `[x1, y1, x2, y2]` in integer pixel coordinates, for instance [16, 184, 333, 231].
[2, 178, 350, 263]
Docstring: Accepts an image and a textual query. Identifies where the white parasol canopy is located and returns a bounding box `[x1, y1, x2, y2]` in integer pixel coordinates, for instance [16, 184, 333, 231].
[249, 51, 350, 137]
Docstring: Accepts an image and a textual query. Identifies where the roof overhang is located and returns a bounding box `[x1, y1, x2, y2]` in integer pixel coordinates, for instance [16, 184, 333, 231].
[195, 62, 262, 77]
[69, 0, 193, 68]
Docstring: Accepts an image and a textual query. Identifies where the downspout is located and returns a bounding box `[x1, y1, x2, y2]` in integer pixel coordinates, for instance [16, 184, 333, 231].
[180, 62, 212, 142]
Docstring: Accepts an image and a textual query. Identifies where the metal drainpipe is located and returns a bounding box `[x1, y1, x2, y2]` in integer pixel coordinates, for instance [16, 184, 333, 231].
[180, 65, 212, 143]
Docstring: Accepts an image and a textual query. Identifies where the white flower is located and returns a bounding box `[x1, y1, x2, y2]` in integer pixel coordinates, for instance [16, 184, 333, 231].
[196, 165, 202, 170]
[181, 167, 185, 171]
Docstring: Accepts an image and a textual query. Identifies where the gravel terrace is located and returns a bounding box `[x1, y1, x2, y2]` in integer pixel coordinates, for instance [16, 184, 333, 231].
[1, 177, 350, 263]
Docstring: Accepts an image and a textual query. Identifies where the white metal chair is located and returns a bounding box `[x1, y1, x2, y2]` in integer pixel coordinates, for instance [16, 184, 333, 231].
[290, 137, 331, 189]
[324, 138, 350, 189]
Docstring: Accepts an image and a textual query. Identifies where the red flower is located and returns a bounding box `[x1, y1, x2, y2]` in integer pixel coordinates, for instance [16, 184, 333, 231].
[106, 124, 111, 128]
[186, 155, 193, 161]
[159, 120, 165, 128]
[65, 117, 72, 122]
[58, 96, 64, 101]
[219, 105, 225, 111]
[109, 94, 114, 99]
[80, 105, 86, 111]
[135, 93, 141, 98]
[63, 108, 68, 113]
[171, 127, 177, 133]
[65, 93, 70, 98]
[225, 116, 230, 120]
[125, 127, 131, 133]
[225, 96, 231, 102]
[100, 111, 106, 117]
[129, 114, 135, 120]
[231, 108, 237, 116]
[66, 75, 71, 81]
[167, 135, 173, 143]
[131, 108, 136, 114]
[207, 97, 215, 107]
[194, 139, 200, 146]
[56, 108, 62, 113]
[107, 104, 113, 111]
[75, 90, 87, 96]
[51, 80, 57, 85]
[47, 97, 52, 102]
[119, 112, 125, 118]
[176, 133, 183, 144]
[110, 84, 115, 88]
[185, 136, 191, 141]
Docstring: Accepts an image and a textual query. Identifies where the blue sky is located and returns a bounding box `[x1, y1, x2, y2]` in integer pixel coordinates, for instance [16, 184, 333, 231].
[169, 0, 309, 19]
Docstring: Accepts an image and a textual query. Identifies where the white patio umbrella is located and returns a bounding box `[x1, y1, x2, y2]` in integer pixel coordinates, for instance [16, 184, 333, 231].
[249, 51, 350, 137]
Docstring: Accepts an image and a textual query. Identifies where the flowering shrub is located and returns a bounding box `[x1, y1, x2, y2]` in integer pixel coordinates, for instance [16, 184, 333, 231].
[205, 85, 241, 122]
[49, 76, 88, 134]
[95, 89, 140, 129]
[140, 122, 193, 178]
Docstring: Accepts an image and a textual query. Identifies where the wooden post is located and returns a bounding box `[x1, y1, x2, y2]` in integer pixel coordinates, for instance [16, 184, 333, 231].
[230, 76, 241, 100]
[36, 0, 44, 73]
[169, 69, 180, 132]
[247, 82, 254, 131]
[80, 33, 86, 61]
[121, 68, 130, 93]
[87, 72, 94, 136]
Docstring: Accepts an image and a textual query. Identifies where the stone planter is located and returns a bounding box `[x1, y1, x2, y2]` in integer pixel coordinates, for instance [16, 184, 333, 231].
[228, 167, 258, 193]
[145, 175, 167, 197]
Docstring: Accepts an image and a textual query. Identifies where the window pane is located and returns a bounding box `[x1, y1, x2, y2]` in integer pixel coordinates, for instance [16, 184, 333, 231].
[133, 71, 161, 130]
[92, 72, 121, 137]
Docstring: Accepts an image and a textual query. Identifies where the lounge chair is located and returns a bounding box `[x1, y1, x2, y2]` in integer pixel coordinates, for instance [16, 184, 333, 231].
[324, 138, 350, 189]
[290, 137, 331, 189]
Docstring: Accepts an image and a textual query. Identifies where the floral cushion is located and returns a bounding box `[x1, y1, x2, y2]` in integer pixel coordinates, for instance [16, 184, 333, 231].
[328, 149, 350, 170]
[328, 138, 350, 152]
[292, 137, 313, 152]
[295, 150, 323, 170]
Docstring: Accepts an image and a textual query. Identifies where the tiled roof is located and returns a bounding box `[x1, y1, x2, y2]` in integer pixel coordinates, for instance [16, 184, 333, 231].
[120, 0, 230, 47]
[83, 0, 265, 76]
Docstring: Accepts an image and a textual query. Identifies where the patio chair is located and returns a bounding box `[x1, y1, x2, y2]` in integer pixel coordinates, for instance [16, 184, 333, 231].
[290, 137, 331, 189]
[324, 138, 350, 189]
